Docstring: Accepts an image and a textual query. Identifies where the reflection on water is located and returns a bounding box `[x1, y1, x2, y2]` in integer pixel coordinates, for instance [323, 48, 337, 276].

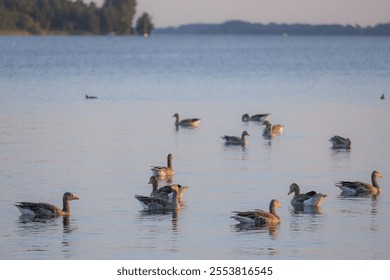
[330, 147, 351, 161]
[289, 205, 324, 215]
[288, 205, 326, 235]
[222, 143, 248, 155]
[61, 217, 78, 258]
[137, 207, 181, 231]
[370, 197, 380, 232]
[232, 223, 280, 240]
[18, 215, 56, 225]
[230, 224, 280, 258]
[135, 208, 182, 256]
[330, 147, 351, 157]
[15, 215, 78, 258]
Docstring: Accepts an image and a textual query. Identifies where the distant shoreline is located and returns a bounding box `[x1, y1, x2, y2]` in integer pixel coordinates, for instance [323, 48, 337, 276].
[2, 20, 390, 36]
[154, 20, 390, 36]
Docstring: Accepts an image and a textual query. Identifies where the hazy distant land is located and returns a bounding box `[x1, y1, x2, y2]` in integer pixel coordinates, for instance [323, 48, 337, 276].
[155, 20, 390, 36]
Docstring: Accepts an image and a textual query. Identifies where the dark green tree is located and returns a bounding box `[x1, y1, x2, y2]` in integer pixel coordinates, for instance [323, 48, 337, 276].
[0, 0, 136, 35]
[102, 0, 135, 34]
[135, 12, 154, 36]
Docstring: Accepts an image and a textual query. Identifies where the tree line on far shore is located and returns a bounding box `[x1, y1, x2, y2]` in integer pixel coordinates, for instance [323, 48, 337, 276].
[155, 20, 390, 36]
[0, 0, 154, 35]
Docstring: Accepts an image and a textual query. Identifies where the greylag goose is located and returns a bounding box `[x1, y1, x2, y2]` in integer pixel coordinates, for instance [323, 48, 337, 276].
[221, 131, 250, 145]
[15, 192, 79, 218]
[287, 183, 327, 207]
[151, 153, 174, 178]
[335, 170, 383, 195]
[380, 94, 385, 100]
[85, 95, 97, 99]
[262, 122, 275, 139]
[149, 175, 188, 201]
[231, 199, 282, 226]
[242, 113, 270, 123]
[329, 135, 351, 149]
[135, 185, 181, 211]
[173, 113, 201, 127]
[262, 121, 284, 135]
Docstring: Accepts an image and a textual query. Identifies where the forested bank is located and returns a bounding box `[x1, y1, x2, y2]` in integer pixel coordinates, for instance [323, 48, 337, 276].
[0, 0, 147, 35]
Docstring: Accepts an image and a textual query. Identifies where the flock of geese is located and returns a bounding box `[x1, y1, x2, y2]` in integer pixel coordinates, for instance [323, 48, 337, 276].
[14, 112, 384, 229]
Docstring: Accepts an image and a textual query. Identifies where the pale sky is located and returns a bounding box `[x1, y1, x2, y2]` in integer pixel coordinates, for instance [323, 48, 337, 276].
[86, 0, 390, 28]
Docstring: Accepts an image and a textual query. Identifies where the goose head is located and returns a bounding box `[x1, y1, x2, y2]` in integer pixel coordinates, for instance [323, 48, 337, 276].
[242, 114, 250, 122]
[63, 192, 79, 202]
[270, 199, 282, 209]
[373, 170, 383, 179]
[287, 183, 300, 196]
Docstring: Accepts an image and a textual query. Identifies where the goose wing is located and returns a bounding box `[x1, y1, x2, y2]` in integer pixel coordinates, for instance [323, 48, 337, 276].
[231, 211, 257, 223]
[222, 135, 242, 144]
[254, 210, 279, 225]
[232, 211, 257, 219]
[294, 191, 317, 204]
[152, 185, 173, 200]
[15, 202, 58, 217]
[180, 118, 201, 126]
[336, 181, 371, 192]
[255, 209, 275, 220]
[134, 195, 172, 211]
[251, 114, 270, 122]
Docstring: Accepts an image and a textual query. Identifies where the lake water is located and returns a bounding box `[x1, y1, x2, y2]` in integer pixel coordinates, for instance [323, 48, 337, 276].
[0, 35, 389, 260]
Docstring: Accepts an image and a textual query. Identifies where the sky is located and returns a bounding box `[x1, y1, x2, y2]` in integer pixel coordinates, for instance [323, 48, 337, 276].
[86, 0, 390, 28]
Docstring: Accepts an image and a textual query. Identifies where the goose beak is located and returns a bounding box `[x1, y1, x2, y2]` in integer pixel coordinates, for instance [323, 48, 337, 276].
[73, 195, 80, 200]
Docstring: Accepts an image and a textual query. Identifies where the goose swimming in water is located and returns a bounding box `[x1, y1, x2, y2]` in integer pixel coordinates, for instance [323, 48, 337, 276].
[151, 153, 174, 178]
[148, 175, 188, 201]
[262, 122, 275, 139]
[329, 135, 351, 149]
[85, 95, 97, 99]
[287, 183, 327, 207]
[231, 199, 282, 226]
[262, 121, 284, 135]
[15, 192, 79, 218]
[242, 113, 270, 123]
[221, 131, 250, 145]
[135, 185, 181, 211]
[173, 113, 201, 127]
[335, 170, 383, 195]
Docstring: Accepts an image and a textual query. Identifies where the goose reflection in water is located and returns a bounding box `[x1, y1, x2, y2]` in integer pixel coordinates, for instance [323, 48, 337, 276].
[137, 208, 181, 239]
[61, 216, 78, 257]
[18, 215, 78, 232]
[289, 205, 324, 215]
[232, 223, 280, 240]
[370, 196, 380, 232]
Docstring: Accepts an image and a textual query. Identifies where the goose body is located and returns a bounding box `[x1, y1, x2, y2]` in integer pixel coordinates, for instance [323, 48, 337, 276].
[173, 113, 201, 127]
[288, 183, 327, 207]
[335, 170, 383, 195]
[329, 135, 351, 149]
[262, 122, 275, 139]
[151, 153, 174, 178]
[149, 175, 188, 201]
[242, 113, 270, 123]
[231, 199, 281, 226]
[221, 131, 250, 145]
[263, 121, 284, 135]
[135, 185, 181, 211]
[15, 192, 79, 218]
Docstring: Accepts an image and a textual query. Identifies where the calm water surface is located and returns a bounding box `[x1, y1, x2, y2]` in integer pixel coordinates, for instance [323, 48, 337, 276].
[0, 35, 389, 259]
